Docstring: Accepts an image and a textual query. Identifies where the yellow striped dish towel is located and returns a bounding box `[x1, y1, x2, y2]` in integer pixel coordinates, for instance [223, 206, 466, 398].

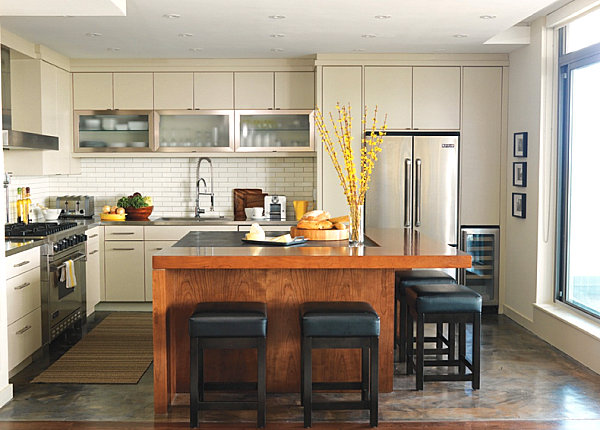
[60, 260, 77, 289]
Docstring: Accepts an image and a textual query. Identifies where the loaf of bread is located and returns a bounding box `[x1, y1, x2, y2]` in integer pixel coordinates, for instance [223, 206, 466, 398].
[333, 222, 347, 230]
[297, 219, 333, 230]
[329, 215, 349, 224]
[301, 210, 331, 222]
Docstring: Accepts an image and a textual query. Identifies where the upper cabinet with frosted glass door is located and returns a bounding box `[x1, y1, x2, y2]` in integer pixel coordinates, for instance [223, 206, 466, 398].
[235, 110, 314, 152]
[155, 110, 234, 153]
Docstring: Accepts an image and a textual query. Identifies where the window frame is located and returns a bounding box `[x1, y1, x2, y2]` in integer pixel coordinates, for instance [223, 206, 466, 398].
[556, 26, 600, 318]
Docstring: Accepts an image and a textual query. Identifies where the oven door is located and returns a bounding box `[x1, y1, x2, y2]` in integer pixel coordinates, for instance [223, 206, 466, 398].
[48, 249, 86, 342]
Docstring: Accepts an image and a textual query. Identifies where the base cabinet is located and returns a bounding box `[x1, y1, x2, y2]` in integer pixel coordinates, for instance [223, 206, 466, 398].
[104, 241, 145, 302]
[7, 309, 42, 371]
[86, 227, 101, 315]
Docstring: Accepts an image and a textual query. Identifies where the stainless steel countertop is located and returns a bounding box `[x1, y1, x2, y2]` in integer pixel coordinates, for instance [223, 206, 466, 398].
[5, 239, 44, 257]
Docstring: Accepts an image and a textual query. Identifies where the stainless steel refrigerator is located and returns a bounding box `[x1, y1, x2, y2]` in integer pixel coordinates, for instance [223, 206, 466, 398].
[366, 132, 459, 247]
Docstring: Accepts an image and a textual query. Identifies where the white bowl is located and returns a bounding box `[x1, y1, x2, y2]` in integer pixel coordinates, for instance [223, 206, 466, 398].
[42, 209, 62, 221]
[83, 118, 101, 129]
[115, 124, 128, 130]
[102, 118, 117, 130]
[245, 207, 263, 219]
[127, 121, 148, 131]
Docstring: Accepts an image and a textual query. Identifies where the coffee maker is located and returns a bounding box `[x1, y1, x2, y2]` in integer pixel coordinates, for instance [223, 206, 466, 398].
[264, 195, 286, 220]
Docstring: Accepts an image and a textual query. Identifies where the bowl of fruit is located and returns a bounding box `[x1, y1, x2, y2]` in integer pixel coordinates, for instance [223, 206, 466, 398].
[117, 192, 153, 221]
[100, 205, 126, 221]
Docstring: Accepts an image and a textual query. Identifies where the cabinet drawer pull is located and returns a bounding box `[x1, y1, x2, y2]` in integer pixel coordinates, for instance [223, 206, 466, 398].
[111, 232, 135, 235]
[14, 282, 31, 290]
[89, 250, 99, 255]
[89, 234, 99, 239]
[153, 248, 163, 251]
[13, 260, 30, 268]
[112, 248, 135, 251]
[16, 325, 32, 335]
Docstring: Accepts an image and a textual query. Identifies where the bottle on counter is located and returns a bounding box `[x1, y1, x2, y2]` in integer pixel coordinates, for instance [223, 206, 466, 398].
[24, 187, 31, 224]
[16, 187, 23, 223]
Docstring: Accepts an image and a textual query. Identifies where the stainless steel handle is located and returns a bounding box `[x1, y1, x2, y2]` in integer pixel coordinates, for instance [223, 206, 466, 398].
[415, 158, 422, 227]
[112, 248, 135, 251]
[153, 248, 163, 251]
[89, 234, 99, 239]
[14, 282, 31, 290]
[13, 260, 30, 268]
[50, 253, 87, 272]
[89, 250, 99, 255]
[111, 232, 135, 235]
[16, 325, 32, 335]
[404, 158, 412, 227]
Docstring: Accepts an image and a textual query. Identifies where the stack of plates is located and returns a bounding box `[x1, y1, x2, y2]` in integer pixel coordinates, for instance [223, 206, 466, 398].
[80, 141, 106, 148]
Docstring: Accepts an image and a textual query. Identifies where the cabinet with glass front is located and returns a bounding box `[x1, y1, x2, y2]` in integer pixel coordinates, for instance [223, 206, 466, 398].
[235, 110, 314, 152]
[155, 110, 234, 152]
[74, 111, 154, 153]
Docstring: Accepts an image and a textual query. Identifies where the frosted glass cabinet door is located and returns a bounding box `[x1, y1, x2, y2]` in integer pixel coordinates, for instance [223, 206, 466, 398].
[157, 110, 234, 152]
[236, 110, 313, 152]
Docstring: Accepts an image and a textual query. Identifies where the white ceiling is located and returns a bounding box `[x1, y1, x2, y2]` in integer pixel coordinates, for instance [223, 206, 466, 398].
[0, 0, 569, 58]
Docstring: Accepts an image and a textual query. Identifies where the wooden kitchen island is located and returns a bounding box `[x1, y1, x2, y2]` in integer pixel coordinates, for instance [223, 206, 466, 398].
[152, 228, 471, 413]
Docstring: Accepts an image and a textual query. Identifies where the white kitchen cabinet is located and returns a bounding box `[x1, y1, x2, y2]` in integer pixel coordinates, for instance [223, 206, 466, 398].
[7, 309, 42, 371]
[194, 72, 234, 109]
[86, 227, 101, 316]
[153, 73, 194, 110]
[5, 247, 40, 280]
[364, 67, 412, 130]
[5, 59, 80, 175]
[144, 240, 176, 302]
[275, 71, 315, 110]
[104, 241, 145, 302]
[73, 73, 113, 110]
[6, 267, 41, 326]
[413, 67, 461, 130]
[113, 73, 154, 110]
[461, 67, 503, 225]
[321, 66, 362, 217]
[105, 225, 144, 240]
[235, 72, 274, 109]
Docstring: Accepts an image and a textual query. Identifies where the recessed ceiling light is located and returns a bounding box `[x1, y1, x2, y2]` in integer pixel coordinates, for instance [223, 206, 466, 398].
[163, 13, 181, 19]
[480, 15, 496, 19]
[107, 47, 120, 52]
[178, 33, 193, 38]
[85, 32, 102, 37]
[453, 34, 468, 38]
[270, 33, 285, 38]
[268, 15, 286, 20]
[374, 15, 391, 19]
[189, 48, 203, 52]
[270, 48, 284, 52]
[361, 34, 377, 38]
[353, 48, 366, 52]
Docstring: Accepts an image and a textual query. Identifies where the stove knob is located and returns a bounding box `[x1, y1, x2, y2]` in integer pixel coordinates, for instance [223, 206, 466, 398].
[53, 243, 60, 252]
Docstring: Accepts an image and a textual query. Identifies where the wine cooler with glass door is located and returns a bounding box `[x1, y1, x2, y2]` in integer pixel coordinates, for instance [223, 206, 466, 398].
[460, 227, 500, 308]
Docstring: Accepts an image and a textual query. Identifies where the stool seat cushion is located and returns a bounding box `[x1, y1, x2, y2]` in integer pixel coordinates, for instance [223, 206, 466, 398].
[189, 302, 267, 338]
[406, 284, 482, 314]
[395, 270, 457, 297]
[300, 301, 380, 337]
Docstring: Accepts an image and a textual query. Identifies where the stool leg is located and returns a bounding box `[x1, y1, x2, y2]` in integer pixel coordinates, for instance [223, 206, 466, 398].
[300, 333, 304, 406]
[448, 322, 456, 362]
[459, 322, 466, 375]
[399, 298, 407, 363]
[436, 322, 444, 359]
[362, 346, 369, 401]
[406, 313, 414, 375]
[190, 337, 199, 428]
[303, 336, 312, 428]
[472, 313, 481, 390]
[416, 314, 424, 391]
[257, 337, 266, 428]
[370, 336, 379, 428]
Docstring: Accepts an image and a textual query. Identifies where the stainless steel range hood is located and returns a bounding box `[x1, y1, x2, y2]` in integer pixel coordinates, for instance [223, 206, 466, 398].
[1, 46, 58, 150]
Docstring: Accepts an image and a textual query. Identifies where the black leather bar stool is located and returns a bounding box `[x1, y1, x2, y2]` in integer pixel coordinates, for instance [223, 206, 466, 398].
[395, 270, 457, 362]
[405, 284, 481, 390]
[300, 302, 380, 428]
[189, 302, 267, 428]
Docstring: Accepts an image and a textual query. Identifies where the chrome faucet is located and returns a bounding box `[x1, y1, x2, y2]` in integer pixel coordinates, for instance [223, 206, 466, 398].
[195, 157, 214, 218]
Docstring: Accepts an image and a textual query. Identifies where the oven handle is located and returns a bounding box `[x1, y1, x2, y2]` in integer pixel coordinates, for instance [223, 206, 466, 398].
[50, 253, 87, 272]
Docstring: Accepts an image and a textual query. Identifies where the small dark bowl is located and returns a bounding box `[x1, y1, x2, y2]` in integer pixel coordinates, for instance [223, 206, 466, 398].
[125, 206, 153, 221]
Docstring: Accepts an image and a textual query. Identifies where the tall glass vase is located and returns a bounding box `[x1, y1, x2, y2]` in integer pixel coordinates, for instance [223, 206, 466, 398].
[348, 203, 365, 246]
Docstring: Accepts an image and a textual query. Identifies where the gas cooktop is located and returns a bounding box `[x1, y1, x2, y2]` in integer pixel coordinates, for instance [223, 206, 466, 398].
[5, 222, 78, 238]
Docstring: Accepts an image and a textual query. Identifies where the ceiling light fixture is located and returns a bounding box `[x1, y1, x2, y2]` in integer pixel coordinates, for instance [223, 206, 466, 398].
[270, 48, 284, 52]
[353, 48, 366, 52]
[163, 13, 181, 19]
[270, 34, 285, 38]
[361, 34, 377, 38]
[178, 33, 193, 37]
[453, 34, 468, 38]
[268, 15, 286, 20]
[374, 15, 391, 19]
[480, 15, 496, 19]
[189, 48, 203, 52]
[85, 32, 102, 37]
[107, 47, 120, 52]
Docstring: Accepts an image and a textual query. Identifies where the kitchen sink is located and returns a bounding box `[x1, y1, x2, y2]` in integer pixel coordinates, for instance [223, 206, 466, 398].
[157, 216, 226, 222]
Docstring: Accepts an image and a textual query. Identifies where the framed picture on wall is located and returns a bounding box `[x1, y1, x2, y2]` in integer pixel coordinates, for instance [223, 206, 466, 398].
[514, 132, 528, 157]
[513, 162, 527, 187]
[512, 193, 526, 218]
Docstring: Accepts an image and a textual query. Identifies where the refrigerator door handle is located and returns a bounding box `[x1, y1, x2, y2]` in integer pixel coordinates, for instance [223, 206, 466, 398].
[415, 158, 422, 227]
[404, 158, 412, 227]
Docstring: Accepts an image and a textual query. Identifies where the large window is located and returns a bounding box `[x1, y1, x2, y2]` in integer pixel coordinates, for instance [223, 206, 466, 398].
[557, 9, 600, 318]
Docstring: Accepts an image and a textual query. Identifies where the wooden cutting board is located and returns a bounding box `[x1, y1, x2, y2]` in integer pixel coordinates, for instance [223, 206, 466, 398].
[290, 226, 349, 241]
[233, 189, 267, 220]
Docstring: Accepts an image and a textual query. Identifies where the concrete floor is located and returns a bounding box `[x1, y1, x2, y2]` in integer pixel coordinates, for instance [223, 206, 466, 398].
[0, 314, 599, 424]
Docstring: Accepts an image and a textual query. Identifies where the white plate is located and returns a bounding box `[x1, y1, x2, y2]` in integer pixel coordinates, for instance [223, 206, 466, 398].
[129, 141, 147, 148]
[107, 142, 127, 148]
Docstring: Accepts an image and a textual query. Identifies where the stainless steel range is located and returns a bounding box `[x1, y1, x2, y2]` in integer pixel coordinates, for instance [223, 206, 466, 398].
[5, 222, 87, 345]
